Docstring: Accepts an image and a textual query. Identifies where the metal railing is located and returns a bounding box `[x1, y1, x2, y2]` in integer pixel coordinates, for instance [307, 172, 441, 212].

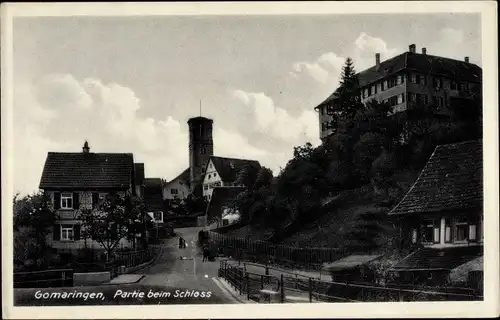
[217, 260, 483, 303]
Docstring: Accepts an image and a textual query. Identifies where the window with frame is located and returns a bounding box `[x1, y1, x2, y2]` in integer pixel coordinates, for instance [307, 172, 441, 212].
[171, 188, 178, 195]
[364, 88, 369, 98]
[411, 229, 418, 244]
[451, 80, 458, 90]
[61, 225, 74, 241]
[383, 80, 388, 90]
[377, 83, 383, 92]
[454, 216, 468, 242]
[153, 212, 163, 223]
[411, 74, 417, 84]
[203, 185, 209, 190]
[397, 94, 405, 104]
[421, 219, 438, 243]
[61, 193, 73, 209]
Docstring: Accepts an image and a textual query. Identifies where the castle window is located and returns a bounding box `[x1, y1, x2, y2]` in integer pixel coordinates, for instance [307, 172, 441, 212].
[410, 74, 417, 84]
[396, 75, 403, 85]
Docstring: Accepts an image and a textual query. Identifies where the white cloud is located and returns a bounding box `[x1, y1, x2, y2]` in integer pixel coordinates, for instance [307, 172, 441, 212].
[13, 74, 261, 194]
[232, 90, 320, 145]
[355, 32, 400, 58]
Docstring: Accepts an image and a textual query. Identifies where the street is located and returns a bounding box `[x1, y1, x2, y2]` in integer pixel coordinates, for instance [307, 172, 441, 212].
[137, 227, 236, 303]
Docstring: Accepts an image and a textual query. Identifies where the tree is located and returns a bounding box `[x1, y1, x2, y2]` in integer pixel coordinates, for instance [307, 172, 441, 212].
[79, 192, 146, 259]
[254, 167, 274, 190]
[13, 192, 55, 263]
[336, 58, 363, 120]
[234, 163, 261, 190]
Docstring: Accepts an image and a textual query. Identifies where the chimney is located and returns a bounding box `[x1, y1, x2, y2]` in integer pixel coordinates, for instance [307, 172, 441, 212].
[82, 141, 90, 153]
[409, 44, 416, 53]
[465, 56, 470, 63]
[375, 53, 381, 70]
[422, 47, 427, 55]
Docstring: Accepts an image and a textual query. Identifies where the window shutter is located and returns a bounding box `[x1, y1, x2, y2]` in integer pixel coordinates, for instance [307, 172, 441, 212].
[92, 193, 99, 208]
[73, 192, 80, 209]
[54, 192, 61, 209]
[53, 224, 61, 241]
[73, 224, 81, 241]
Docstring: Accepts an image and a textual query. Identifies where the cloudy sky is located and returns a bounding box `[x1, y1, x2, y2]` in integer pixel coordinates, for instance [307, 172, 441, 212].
[12, 13, 481, 195]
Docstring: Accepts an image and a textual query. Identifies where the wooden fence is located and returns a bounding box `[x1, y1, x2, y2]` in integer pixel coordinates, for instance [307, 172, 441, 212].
[208, 231, 344, 266]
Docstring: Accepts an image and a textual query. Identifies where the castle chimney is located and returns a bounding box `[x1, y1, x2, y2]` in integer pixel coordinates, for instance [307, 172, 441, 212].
[409, 44, 416, 53]
[82, 141, 90, 153]
[375, 53, 381, 70]
[464, 56, 470, 63]
[422, 47, 427, 55]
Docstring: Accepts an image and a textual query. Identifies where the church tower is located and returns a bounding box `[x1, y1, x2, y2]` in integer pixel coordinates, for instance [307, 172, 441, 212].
[187, 116, 214, 196]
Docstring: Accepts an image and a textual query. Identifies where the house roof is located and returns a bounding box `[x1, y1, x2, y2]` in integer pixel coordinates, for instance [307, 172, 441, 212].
[144, 178, 163, 211]
[315, 51, 482, 110]
[134, 163, 145, 186]
[165, 168, 190, 185]
[144, 178, 162, 188]
[208, 156, 261, 183]
[389, 140, 482, 216]
[389, 246, 483, 271]
[39, 152, 134, 190]
[205, 186, 245, 221]
[322, 255, 382, 272]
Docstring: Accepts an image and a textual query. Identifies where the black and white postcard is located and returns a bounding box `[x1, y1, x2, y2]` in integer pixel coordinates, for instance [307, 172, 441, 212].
[2, 1, 498, 319]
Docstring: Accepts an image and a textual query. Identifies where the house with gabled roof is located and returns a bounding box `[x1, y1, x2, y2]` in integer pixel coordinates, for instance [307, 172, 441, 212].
[202, 156, 261, 201]
[39, 141, 142, 252]
[315, 44, 482, 141]
[388, 140, 483, 286]
[162, 168, 191, 202]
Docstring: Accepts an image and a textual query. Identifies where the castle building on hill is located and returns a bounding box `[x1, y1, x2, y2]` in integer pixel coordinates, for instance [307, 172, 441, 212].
[314, 44, 482, 142]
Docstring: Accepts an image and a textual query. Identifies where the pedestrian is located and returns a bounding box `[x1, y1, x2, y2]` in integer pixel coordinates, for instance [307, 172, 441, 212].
[202, 246, 208, 262]
[179, 237, 184, 249]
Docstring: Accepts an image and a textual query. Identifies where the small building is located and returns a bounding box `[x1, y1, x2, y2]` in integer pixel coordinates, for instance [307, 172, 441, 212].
[39, 141, 141, 252]
[202, 156, 261, 201]
[205, 186, 245, 226]
[162, 168, 191, 201]
[388, 140, 483, 286]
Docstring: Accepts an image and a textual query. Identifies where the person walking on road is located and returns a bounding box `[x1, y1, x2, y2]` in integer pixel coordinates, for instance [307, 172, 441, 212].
[202, 245, 208, 262]
[179, 237, 184, 249]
